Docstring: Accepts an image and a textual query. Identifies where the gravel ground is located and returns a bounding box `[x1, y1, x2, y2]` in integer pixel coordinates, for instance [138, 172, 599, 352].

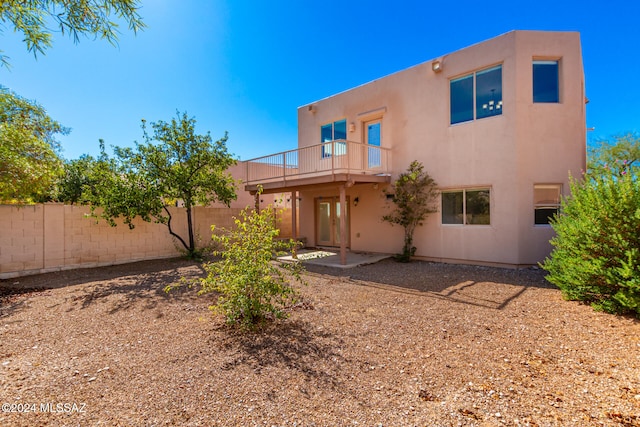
[0, 257, 639, 426]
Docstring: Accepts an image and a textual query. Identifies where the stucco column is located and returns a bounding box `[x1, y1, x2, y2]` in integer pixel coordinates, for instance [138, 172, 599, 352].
[291, 190, 297, 241]
[339, 184, 346, 265]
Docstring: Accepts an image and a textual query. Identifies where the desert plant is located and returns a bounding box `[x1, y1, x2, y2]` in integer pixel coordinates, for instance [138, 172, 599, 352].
[542, 171, 640, 316]
[382, 160, 439, 262]
[200, 202, 305, 330]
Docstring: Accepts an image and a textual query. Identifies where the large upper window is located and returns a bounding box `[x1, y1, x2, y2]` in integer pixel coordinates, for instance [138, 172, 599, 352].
[450, 65, 502, 125]
[442, 188, 491, 225]
[320, 119, 347, 157]
[533, 60, 559, 103]
[534, 184, 561, 225]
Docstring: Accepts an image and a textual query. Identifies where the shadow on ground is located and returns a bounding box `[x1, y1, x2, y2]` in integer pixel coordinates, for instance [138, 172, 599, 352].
[65, 266, 208, 314]
[305, 258, 555, 310]
[0, 258, 208, 316]
[2, 257, 555, 316]
[214, 319, 348, 391]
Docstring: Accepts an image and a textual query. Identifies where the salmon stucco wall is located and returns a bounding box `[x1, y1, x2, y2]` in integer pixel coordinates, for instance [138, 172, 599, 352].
[294, 31, 586, 267]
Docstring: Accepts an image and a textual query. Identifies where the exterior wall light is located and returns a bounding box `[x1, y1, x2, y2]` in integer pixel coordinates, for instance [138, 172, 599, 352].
[432, 60, 442, 73]
[349, 122, 356, 132]
[353, 197, 359, 206]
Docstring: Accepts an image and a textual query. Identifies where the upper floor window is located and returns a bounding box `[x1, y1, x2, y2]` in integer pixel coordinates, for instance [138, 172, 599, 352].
[450, 65, 502, 125]
[533, 60, 559, 103]
[321, 119, 347, 157]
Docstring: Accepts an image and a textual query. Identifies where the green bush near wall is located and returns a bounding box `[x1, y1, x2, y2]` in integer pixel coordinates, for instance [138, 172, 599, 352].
[542, 172, 640, 316]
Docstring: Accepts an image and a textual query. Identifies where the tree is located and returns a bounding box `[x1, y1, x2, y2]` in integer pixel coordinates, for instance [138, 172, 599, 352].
[55, 154, 98, 204]
[542, 134, 640, 316]
[382, 160, 439, 262]
[0, 87, 67, 203]
[200, 200, 305, 330]
[85, 111, 238, 258]
[0, 0, 145, 67]
[587, 132, 640, 179]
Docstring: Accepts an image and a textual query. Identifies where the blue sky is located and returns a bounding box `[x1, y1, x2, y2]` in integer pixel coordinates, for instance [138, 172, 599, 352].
[1, 0, 639, 161]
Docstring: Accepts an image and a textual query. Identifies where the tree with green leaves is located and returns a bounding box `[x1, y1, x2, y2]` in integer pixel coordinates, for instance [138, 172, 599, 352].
[55, 154, 98, 204]
[542, 133, 640, 316]
[382, 160, 439, 262]
[0, 0, 145, 67]
[587, 132, 640, 179]
[0, 87, 67, 203]
[200, 199, 305, 330]
[85, 111, 237, 258]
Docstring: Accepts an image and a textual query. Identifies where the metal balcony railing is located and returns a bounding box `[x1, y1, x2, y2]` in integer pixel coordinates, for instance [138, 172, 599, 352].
[244, 140, 391, 185]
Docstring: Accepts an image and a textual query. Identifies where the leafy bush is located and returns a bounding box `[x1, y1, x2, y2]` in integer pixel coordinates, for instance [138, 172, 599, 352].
[200, 203, 305, 330]
[542, 172, 640, 316]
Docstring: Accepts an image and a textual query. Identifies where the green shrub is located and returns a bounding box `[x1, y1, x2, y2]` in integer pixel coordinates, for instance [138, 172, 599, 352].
[382, 160, 438, 262]
[200, 203, 305, 330]
[542, 173, 640, 316]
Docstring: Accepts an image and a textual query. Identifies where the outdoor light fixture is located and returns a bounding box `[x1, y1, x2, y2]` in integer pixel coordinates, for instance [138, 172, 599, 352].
[349, 122, 356, 132]
[353, 197, 359, 206]
[308, 105, 317, 113]
[432, 60, 442, 73]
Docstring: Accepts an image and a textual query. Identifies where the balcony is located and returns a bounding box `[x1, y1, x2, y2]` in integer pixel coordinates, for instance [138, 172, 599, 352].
[244, 140, 392, 192]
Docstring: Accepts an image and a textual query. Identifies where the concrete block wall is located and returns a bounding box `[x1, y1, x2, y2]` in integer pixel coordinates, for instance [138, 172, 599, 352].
[0, 204, 292, 279]
[0, 204, 45, 274]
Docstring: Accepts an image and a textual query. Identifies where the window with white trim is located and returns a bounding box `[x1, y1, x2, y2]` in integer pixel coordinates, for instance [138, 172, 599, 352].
[442, 188, 491, 225]
[534, 184, 561, 225]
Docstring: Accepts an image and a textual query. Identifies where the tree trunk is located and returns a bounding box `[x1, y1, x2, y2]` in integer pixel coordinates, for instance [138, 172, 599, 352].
[162, 205, 190, 253]
[186, 205, 195, 254]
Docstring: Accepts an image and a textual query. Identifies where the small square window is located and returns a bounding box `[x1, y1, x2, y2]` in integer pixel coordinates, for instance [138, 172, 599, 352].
[534, 184, 561, 225]
[533, 60, 559, 103]
[321, 119, 347, 158]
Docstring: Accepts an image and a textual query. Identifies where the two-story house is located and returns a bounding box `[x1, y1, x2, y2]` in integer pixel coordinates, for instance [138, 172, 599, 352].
[243, 30, 587, 267]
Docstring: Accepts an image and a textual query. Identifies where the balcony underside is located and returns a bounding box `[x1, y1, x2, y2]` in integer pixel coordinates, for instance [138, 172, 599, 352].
[244, 172, 391, 194]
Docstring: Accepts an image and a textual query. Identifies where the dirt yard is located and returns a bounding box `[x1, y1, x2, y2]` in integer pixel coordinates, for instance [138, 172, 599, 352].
[1, 257, 639, 426]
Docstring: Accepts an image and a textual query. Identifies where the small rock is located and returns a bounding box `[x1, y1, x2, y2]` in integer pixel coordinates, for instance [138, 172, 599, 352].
[88, 377, 97, 382]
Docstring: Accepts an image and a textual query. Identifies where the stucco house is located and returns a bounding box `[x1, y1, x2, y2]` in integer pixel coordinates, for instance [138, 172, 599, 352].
[243, 30, 587, 268]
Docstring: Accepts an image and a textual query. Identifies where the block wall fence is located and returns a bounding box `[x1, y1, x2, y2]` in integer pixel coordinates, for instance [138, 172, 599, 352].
[0, 204, 294, 279]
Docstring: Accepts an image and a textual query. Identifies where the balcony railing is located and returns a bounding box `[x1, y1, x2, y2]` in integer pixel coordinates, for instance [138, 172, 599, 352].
[245, 140, 391, 185]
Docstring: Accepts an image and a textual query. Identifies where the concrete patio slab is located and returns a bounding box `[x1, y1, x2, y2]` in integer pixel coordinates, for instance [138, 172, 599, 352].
[278, 249, 391, 269]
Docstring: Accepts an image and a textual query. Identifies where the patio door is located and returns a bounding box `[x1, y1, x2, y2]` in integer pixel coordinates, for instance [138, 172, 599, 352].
[316, 197, 349, 247]
[365, 119, 382, 168]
